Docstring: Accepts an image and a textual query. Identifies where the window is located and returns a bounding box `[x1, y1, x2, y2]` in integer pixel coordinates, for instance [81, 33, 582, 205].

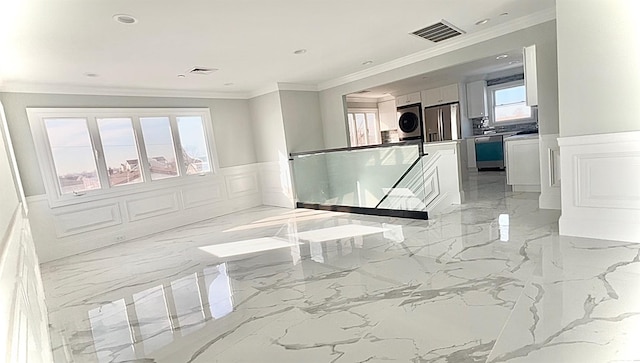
[489, 82, 536, 124]
[347, 110, 380, 147]
[27, 108, 217, 206]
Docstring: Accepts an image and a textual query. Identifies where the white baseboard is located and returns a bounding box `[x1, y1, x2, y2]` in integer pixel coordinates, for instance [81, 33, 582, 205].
[558, 131, 640, 243]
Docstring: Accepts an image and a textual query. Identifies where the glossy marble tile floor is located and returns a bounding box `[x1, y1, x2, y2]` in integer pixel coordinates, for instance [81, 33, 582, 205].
[41, 172, 640, 363]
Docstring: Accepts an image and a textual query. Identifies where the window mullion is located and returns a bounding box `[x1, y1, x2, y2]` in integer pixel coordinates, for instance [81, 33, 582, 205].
[87, 115, 111, 190]
[132, 116, 152, 183]
[169, 115, 186, 177]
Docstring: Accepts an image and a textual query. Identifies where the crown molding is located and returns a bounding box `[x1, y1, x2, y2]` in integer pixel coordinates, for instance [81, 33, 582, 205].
[317, 7, 556, 91]
[248, 82, 319, 99]
[276, 82, 318, 92]
[0, 81, 251, 99]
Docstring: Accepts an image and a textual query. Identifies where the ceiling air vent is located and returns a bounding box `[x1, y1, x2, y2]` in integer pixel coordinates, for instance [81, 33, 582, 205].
[411, 20, 465, 43]
[188, 67, 218, 75]
[354, 90, 371, 94]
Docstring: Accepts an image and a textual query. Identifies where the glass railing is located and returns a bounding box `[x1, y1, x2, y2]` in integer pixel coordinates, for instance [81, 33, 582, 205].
[289, 141, 428, 219]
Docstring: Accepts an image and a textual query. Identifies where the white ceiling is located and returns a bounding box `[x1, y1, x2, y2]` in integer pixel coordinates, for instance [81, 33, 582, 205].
[0, 0, 555, 97]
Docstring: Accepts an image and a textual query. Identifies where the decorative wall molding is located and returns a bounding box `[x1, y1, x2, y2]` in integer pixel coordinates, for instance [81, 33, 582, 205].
[0, 205, 53, 363]
[181, 182, 225, 209]
[422, 142, 464, 214]
[27, 164, 262, 262]
[258, 161, 295, 209]
[125, 192, 181, 222]
[0, 81, 250, 99]
[53, 203, 122, 237]
[558, 131, 640, 242]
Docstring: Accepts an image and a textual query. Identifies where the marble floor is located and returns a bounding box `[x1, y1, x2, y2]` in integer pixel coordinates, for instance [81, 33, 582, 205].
[41, 172, 640, 363]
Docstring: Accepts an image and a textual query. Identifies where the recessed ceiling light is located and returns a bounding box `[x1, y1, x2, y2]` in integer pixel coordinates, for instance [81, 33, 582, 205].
[508, 60, 521, 65]
[224, 82, 234, 86]
[177, 74, 186, 78]
[113, 14, 138, 25]
[362, 60, 374, 66]
[496, 54, 509, 59]
[84, 73, 99, 78]
[500, 12, 509, 16]
[475, 18, 490, 25]
[293, 49, 307, 55]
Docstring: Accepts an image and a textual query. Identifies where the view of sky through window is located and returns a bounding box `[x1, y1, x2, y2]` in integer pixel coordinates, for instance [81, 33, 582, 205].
[177, 116, 210, 174]
[97, 118, 143, 187]
[140, 117, 179, 180]
[44, 118, 101, 194]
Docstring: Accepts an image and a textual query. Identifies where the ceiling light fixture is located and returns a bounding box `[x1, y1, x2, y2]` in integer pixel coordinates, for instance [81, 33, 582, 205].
[475, 18, 490, 25]
[224, 82, 234, 86]
[293, 49, 307, 55]
[496, 54, 509, 59]
[177, 74, 186, 78]
[500, 12, 509, 16]
[362, 60, 373, 66]
[84, 73, 99, 78]
[113, 14, 138, 25]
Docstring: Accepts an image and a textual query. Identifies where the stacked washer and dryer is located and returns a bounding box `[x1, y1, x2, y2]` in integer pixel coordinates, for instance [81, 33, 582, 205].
[396, 103, 423, 141]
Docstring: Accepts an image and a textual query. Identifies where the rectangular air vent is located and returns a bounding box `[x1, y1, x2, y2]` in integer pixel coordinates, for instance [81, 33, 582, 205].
[411, 20, 465, 43]
[188, 67, 218, 75]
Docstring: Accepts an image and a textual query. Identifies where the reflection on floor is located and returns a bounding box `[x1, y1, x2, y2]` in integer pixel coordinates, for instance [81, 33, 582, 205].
[41, 171, 640, 362]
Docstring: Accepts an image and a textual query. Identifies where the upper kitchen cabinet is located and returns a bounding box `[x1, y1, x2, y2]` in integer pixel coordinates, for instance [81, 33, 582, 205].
[395, 92, 421, 107]
[523, 45, 538, 106]
[466, 80, 488, 118]
[421, 84, 459, 107]
[377, 99, 397, 131]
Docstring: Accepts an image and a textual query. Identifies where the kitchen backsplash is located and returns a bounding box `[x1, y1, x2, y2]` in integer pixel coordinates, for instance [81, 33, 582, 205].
[471, 118, 538, 135]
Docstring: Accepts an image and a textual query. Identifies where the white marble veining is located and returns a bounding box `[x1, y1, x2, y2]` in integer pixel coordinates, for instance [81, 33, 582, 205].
[40, 172, 640, 362]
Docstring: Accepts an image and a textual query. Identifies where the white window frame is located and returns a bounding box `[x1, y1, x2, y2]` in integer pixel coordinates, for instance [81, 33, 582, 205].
[347, 108, 381, 147]
[27, 108, 219, 207]
[487, 81, 537, 125]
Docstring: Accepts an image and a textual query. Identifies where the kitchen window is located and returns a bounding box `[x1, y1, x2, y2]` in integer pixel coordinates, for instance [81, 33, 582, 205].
[27, 108, 217, 206]
[488, 81, 536, 124]
[347, 110, 380, 147]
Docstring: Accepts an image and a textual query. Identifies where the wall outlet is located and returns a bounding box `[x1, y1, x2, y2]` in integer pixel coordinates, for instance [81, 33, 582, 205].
[115, 235, 126, 242]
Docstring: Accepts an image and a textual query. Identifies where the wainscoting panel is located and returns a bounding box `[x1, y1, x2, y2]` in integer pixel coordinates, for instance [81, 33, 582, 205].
[125, 192, 180, 222]
[28, 164, 262, 262]
[558, 131, 640, 242]
[53, 203, 121, 237]
[0, 205, 54, 363]
[539, 134, 561, 209]
[181, 181, 225, 209]
[422, 142, 464, 215]
[225, 172, 259, 198]
[258, 161, 294, 208]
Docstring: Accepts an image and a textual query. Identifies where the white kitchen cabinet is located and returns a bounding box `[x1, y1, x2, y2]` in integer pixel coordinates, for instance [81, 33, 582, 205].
[395, 92, 421, 107]
[466, 80, 487, 119]
[377, 99, 397, 131]
[523, 44, 538, 106]
[421, 84, 459, 107]
[504, 136, 541, 192]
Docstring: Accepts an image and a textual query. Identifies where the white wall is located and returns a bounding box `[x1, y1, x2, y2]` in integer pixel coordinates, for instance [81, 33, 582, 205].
[556, 0, 640, 137]
[556, 0, 640, 242]
[319, 21, 559, 149]
[1, 100, 53, 363]
[249, 91, 295, 208]
[249, 91, 288, 163]
[279, 90, 325, 153]
[0, 92, 257, 196]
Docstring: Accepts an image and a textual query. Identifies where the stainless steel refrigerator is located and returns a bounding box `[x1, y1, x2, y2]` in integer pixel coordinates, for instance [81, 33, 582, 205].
[423, 103, 461, 143]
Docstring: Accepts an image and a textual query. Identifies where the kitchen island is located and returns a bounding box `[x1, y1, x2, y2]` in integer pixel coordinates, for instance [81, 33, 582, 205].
[504, 133, 541, 192]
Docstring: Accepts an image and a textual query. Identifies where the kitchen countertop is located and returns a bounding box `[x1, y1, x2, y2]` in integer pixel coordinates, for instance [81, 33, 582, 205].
[466, 132, 518, 139]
